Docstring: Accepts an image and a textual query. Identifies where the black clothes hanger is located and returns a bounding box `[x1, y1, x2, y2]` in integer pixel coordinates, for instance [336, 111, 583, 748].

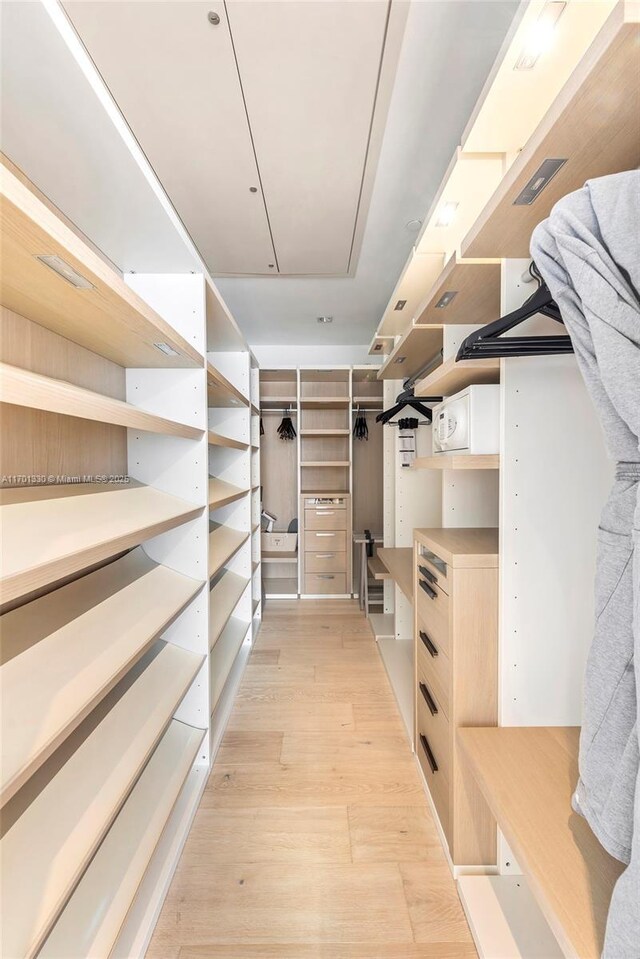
[456, 262, 572, 360]
[277, 409, 297, 440]
[376, 385, 441, 425]
[353, 408, 369, 441]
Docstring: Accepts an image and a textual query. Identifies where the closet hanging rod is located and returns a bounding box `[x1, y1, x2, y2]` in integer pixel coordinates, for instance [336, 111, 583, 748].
[260, 408, 299, 414]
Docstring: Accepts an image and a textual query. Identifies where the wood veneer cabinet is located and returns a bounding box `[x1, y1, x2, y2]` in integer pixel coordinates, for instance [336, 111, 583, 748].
[413, 527, 499, 865]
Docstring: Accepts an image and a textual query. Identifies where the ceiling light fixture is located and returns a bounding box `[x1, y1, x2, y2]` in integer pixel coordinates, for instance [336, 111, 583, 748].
[435, 201, 459, 228]
[154, 342, 181, 356]
[317, 316, 333, 324]
[405, 219, 422, 232]
[514, 1, 566, 71]
[395, 356, 406, 364]
[394, 300, 407, 311]
[36, 254, 94, 289]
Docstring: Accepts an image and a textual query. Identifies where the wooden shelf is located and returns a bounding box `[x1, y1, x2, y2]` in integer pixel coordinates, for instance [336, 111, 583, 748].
[414, 254, 501, 327]
[414, 527, 499, 568]
[265, 576, 298, 596]
[208, 477, 249, 510]
[260, 395, 297, 407]
[0, 548, 202, 807]
[208, 430, 248, 451]
[252, 560, 260, 573]
[263, 551, 298, 562]
[377, 325, 443, 381]
[377, 547, 413, 603]
[300, 488, 350, 496]
[300, 461, 349, 468]
[368, 554, 391, 581]
[0, 639, 203, 959]
[1, 362, 203, 439]
[462, 3, 640, 258]
[300, 429, 350, 436]
[208, 526, 249, 581]
[411, 454, 500, 471]
[252, 598, 260, 615]
[367, 612, 394, 640]
[416, 356, 500, 398]
[352, 395, 383, 405]
[38, 720, 204, 959]
[209, 570, 249, 650]
[300, 397, 350, 408]
[0, 162, 202, 369]
[0, 482, 203, 607]
[207, 363, 249, 409]
[458, 726, 625, 959]
[210, 617, 249, 712]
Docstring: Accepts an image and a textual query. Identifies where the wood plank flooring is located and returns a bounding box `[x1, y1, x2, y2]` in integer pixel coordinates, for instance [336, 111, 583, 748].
[147, 600, 477, 959]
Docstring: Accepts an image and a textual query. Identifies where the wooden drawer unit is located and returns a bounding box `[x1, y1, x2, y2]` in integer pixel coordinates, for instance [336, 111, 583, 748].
[304, 572, 347, 594]
[304, 508, 346, 531]
[417, 617, 451, 718]
[305, 550, 346, 573]
[304, 529, 347, 552]
[413, 527, 499, 867]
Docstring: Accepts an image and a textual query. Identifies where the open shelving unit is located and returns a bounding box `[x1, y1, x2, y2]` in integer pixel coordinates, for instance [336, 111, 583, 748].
[462, 2, 640, 258]
[0, 156, 260, 954]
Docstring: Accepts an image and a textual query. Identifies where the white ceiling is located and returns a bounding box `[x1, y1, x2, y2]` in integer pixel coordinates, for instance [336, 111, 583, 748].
[0, 0, 519, 347]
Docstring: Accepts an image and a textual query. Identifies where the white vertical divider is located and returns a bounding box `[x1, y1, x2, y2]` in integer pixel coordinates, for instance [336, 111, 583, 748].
[349, 368, 354, 595]
[124, 274, 209, 763]
[499, 258, 611, 728]
[383, 379, 396, 613]
[297, 369, 303, 595]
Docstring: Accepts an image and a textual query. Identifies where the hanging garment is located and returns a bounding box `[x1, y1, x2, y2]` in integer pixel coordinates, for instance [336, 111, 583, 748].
[398, 417, 418, 468]
[531, 169, 640, 957]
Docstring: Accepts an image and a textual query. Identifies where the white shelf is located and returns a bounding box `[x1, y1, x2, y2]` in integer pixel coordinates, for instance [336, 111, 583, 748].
[208, 526, 250, 580]
[1, 362, 203, 439]
[368, 612, 394, 640]
[209, 570, 249, 649]
[38, 721, 205, 959]
[377, 637, 414, 742]
[208, 477, 250, 510]
[0, 547, 202, 806]
[0, 640, 203, 959]
[207, 363, 249, 409]
[210, 617, 250, 713]
[0, 482, 203, 607]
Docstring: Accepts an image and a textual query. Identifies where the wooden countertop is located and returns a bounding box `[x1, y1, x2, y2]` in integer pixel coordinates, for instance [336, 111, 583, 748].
[377, 548, 413, 602]
[414, 527, 499, 568]
[458, 726, 624, 959]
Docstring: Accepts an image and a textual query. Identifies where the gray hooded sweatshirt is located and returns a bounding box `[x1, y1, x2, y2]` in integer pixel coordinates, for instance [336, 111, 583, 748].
[531, 170, 640, 957]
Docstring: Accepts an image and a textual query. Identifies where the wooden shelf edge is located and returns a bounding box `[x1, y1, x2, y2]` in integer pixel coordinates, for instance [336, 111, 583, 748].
[208, 570, 250, 650]
[1, 363, 203, 439]
[415, 357, 500, 397]
[208, 477, 250, 511]
[208, 527, 250, 580]
[207, 430, 248, 451]
[414, 527, 499, 568]
[207, 363, 250, 409]
[411, 454, 500, 471]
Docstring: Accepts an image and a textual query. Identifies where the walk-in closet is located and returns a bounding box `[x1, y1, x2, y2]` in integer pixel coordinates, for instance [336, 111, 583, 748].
[1, 0, 639, 956]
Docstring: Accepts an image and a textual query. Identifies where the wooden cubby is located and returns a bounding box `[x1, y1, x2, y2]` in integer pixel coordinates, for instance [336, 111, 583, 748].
[415, 356, 500, 398]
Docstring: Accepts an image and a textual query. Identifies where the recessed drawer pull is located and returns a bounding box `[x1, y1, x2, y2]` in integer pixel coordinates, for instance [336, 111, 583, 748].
[316, 510, 334, 515]
[316, 532, 336, 537]
[418, 564, 437, 585]
[316, 553, 335, 559]
[419, 734, 438, 773]
[420, 630, 438, 657]
[419, 579, 437, 600]
[419, 681, 438, 716]
[316, 574, 335, 580]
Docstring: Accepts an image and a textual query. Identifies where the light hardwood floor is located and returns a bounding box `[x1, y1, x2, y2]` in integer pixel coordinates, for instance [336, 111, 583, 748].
[147, 600, 477, 959]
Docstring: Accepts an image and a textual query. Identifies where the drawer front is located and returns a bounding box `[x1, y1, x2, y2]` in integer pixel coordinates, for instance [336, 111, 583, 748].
[305, 550, 346, 573]
[304, 508, 347, 531]
[416, 675, 451, 783]
[416, 547, 449, 595]
[304, 529, 347, 552]
[416, 574, 450, 658]
[416, 618, 451, 719]
[304, 572, 347, 594]
[303, 496, 347, 510]
[416, 727, 450, 840]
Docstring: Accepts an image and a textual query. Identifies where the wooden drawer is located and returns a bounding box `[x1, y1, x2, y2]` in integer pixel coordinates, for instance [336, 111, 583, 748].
[305, 550, 346, 573]
[304, 508, 347, 531]
[303, 496, 347, 510]
[416, 725, 450, 840]
[304, 572, 347, 594]
[304, 529, 347, 552]
[416, 617, 451, 718]
[416, 574, 450, 658]
[416, 674, 451, 783]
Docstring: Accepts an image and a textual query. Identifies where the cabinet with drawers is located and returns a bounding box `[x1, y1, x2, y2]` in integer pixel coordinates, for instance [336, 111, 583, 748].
[300, 494, 352, 595]
[413, 527, 499, 866]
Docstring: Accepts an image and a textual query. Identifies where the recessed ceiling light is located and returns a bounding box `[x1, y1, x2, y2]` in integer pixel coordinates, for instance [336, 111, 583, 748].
[394, 300, 407, 311]
[317, 316, 333, 324]
[435, 202, 459, 228]
[435, 291, 458, 309]
[373, 343, 383, 352]
[36, 254, 94, 289]
[154, 342, 180, 356]
[514, 1, 566, 71]
[405, 219, 422, 232]
[395, 356, 406, 364]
